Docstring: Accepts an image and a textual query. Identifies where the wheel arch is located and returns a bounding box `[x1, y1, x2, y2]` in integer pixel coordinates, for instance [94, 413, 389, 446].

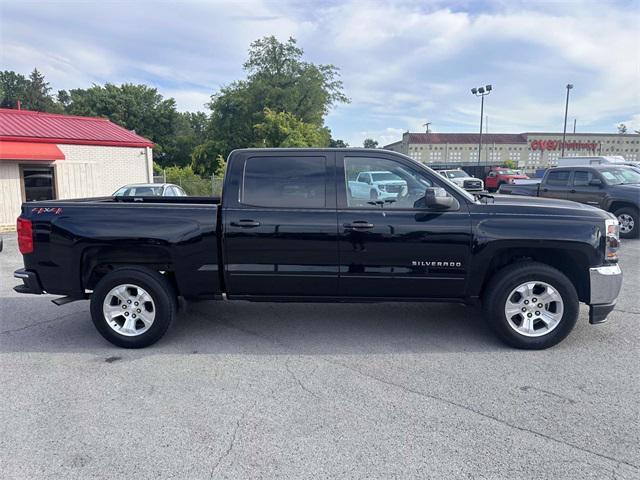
[474, 246, 592, 303]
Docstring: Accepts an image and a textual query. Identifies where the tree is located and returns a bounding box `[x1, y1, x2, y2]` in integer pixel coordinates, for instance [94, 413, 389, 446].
[0, 71, 29, 108]
[207, 36, 349, 159]
[0, 69, 60, 112]
[330, 138, 349, 148]
[254, 108, 331, 148]
[617, 123, 627, 134]
[363, 138, 379, 149]
[191, 140, 227, 176]
[503, 159, 517, 169]
[64, 83, 181, 165]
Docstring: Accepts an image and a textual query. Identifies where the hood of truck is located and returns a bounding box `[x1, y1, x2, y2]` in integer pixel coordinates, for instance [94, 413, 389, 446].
[483, 194, 614, 220]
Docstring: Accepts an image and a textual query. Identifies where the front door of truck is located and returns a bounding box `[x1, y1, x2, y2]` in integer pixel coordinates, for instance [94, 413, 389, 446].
[223, 151, 338, 297]
[567, 169, 607, 207]
[336, 153, 472, 298]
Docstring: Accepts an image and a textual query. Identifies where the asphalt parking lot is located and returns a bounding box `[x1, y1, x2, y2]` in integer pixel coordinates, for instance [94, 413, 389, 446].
[0, 235, 638, 479]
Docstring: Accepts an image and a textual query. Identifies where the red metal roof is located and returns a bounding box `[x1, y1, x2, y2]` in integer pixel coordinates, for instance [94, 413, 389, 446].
[0, 141, 65, 160]
[0, 108, 154, 148]
[407, 133, 528, 145]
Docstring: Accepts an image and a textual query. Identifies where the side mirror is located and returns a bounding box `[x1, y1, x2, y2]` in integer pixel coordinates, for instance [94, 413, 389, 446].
[589, 178, 603, 187]
[425, 187, 459, 210]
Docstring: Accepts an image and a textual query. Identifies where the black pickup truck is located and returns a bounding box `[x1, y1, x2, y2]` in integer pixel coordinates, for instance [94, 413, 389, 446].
[14, 149, 623, 349]
[499, 165, 640, 238]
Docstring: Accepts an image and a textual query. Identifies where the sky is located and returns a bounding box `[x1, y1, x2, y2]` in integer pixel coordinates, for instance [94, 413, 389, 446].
[1, 0, 639, 147]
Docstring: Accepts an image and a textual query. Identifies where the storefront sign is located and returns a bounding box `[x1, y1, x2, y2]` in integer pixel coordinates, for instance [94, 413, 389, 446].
[531, 139, 599, 152]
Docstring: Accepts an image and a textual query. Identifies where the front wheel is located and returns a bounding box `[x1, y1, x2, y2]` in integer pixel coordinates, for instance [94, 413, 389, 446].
[482, 261, 579, 349]
[614, 207, 638, 239]
[90, 267, 177, 348]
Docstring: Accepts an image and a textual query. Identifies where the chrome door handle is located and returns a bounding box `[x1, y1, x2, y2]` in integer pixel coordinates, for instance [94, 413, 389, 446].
[231, 219, 261, 228]
[343, 221, 374, 230]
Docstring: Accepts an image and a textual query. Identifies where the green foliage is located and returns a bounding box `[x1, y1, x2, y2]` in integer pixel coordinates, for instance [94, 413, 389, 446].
[330, 138, 349, 148]
[503, 159, 517, 169]
[617, 123, 627, 134]
[363, 138, 379, 149]
[191, 140, 227, 176]
[162, 164, 212, 196]
[0, 69, 61, 112]
[207, 36, 349, 158]
[254, 108, 330, 148]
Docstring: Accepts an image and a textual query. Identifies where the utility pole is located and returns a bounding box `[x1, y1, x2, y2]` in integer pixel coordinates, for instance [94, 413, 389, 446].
[561, 84, 573, 157]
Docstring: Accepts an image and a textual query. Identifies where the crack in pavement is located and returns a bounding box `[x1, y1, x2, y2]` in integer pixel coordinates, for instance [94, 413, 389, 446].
[325, 358, 639, 471]
[285, 356, 319, 398]
[0, 310, 84, 335]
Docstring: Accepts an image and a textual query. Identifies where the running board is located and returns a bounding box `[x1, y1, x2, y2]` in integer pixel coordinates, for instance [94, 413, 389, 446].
[52, 296, 82, 306]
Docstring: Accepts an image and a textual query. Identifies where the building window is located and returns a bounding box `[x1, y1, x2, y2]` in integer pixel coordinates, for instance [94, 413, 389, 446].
[21, 166, 56, 202]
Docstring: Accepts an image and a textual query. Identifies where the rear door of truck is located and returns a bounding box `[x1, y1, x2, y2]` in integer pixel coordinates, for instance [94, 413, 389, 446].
[539, 169, 571, 200]
[222, 150, 339, 298]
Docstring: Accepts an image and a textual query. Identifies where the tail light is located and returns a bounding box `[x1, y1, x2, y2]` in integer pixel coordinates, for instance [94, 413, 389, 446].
[605, 218, 619, 261]
[17, 217, 33, 254]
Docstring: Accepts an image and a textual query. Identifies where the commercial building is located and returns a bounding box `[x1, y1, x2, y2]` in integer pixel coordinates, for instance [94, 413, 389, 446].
[384, 131, 640, 169]
[0, 108, 153, 230]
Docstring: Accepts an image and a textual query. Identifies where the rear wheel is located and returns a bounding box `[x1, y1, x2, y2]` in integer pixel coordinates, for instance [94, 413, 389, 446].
[482, 261, 579, 349]
[614, 207, 638, 239]
[90, 267, 176, 348]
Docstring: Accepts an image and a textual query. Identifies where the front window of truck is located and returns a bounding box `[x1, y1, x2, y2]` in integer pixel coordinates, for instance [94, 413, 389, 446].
[600, 168, 640, 185]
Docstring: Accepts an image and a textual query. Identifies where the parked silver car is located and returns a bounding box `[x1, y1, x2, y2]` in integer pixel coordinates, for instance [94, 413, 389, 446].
[113, 183, 187, 197]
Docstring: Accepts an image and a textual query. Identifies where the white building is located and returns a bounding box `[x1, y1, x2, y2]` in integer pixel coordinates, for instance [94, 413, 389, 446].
[0, 108, 154, 230]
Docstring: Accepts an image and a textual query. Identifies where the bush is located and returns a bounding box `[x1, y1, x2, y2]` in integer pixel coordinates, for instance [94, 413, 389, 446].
[162, 165, 213, 196]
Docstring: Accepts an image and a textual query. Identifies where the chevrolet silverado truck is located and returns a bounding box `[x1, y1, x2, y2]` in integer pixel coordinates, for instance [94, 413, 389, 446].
[14, 148, 623, 349]
[499, 165, 640, 238]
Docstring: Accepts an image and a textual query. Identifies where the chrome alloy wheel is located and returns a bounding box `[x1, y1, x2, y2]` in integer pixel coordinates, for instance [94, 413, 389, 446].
[618, 213, 635, 235]
[504, 281, 564, 337]
[102, 284, 156, 336]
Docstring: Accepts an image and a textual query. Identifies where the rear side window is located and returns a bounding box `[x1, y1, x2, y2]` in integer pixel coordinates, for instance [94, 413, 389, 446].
[546, 170, 570, 186]
[241, 156, 326, 208]
[572, 170, 593, 186]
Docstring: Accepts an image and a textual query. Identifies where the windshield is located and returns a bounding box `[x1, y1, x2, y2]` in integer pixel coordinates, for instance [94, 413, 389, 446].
[600, 168, 640, 185]
[114, 186, 164, 196]
[447, 170, 471, 179]
[371, 172, 401, 182]
[495, 169, 516, 175]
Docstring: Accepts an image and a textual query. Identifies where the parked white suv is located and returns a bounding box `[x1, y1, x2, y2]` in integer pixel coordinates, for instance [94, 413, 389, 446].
[436, 169, 484, 192]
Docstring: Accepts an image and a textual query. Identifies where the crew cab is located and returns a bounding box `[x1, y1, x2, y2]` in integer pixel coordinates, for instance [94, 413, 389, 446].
[436, 169, 484, 192]
[485, 168, 529, 192]
[499, 165, 640, 238]
[14, 149, 623, 350]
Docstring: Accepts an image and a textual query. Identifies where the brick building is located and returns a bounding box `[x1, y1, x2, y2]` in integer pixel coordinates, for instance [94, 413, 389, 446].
[384, 131, 640, 169]
[0, 108, 153, 230]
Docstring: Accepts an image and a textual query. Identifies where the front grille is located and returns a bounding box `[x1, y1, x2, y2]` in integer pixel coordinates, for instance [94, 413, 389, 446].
[464, 180, 482, 189]
[385, 184, 403, 193]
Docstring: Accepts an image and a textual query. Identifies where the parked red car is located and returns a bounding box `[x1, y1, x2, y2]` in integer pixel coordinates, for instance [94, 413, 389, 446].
[485, 168, 529, 192]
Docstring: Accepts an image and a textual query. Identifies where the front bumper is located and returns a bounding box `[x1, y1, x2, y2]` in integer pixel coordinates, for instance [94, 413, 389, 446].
[13, 268, 44, 295]
[588, 264, 622, 324]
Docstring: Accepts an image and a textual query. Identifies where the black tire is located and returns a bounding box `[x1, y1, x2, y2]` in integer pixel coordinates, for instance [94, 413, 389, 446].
[613, 207, 638, 239]
[482, 261, 579, 349]
[90, 267, 177, 348]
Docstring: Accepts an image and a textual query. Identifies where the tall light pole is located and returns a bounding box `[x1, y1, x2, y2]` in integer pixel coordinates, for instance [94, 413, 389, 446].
[561, 84, 573, 157]
[471, 85, 492, 166]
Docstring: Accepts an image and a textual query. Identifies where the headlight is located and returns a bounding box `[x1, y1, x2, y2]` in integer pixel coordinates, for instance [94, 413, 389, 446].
[605, 218, 620, 261]
[378, 185, 386, 191]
